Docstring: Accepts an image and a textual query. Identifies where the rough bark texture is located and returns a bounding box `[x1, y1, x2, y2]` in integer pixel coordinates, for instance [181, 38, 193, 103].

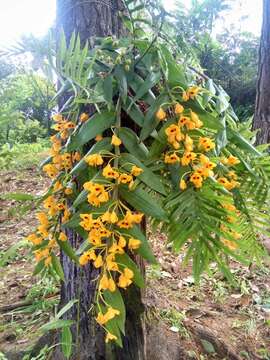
[253, 0, 270, 144]
[56, 0, 126, 44]
[55, 1, 145, 359]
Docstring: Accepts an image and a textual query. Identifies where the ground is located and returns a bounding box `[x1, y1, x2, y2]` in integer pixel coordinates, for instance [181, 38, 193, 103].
[0, 164, 270, 360]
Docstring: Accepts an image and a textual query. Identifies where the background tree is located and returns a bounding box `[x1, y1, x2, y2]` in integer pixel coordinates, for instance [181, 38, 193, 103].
[171, 0, 259, 119]
[253, 0, 270, 144]
[0, 71, 54, 145]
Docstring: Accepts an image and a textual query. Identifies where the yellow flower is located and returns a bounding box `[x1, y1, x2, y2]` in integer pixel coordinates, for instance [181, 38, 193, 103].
[84, 183, 110, 207]
[190, 111, 203, 128]
[101, 211, 118, 224]
[178, 116, 190, 127]
[102, 164, 119, 179]
[131, 166, 143, 176]
[93, 255, 103, 268]
[105, 307, 120, 322]
[27, 233, 43, 245]
[80, 113, 89, 122]
[52, 113, 63, 122]
[106, 254, 119, 271]
[79, 254, 89, 266]
[182, 91, 189, 102]
[217, 177, 233, 190]
[45, 256, 52, 267]
[221, 239, 238, 251]
[105, 332, 117, 343]
[156, 107, 166, 121]
[164, 152, 180, 164]
[99, 274, 110, 290]
[36, 212, 49, 226]
[108, 278, 116, 292]
[198, 137, 215, 152]
[185, 120, 196, 130]
[165, 124, 183, 145]
[118, 173, 133, 184]
[227, 155, 240, 166]
[43, 164, 58, 179]
[79, 213, 93, 231]
[65, 188, 73, 195]
[184, 135, 193, 151]
[111, 134, 122, 146]
[223, 204, 236, 212]
[190, 172, 203, 188]
[128, 238, 141, 250]
[118, 268, 134, 288]
[179, 179, 187, 190]
[64, 121, 75, 130]
[187, 86, 200, 99]
[109, 242, 125, 255]
[174, 103, 184, 114]
[59, 232, 67, 241]
[96, 312, 107, 325]
[181, 151, 196, 166]
[85, 154, 104, 167]
[60, 130, 69, 139]
[227, 171, 238, 180]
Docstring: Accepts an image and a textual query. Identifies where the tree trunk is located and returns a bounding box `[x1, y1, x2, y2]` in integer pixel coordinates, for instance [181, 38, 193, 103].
[55, 2, 145, 359]
[253, 0, 270, 144]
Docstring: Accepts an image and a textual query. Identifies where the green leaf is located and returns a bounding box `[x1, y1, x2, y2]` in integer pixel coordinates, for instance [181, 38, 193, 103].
[114, 65, 127, 103]
[123, 97, 145, 127]
[119, 186, 167, 220]
[121, 225, 157, 264]
[33, 259, 45, 276]
[68, 111, 115, 151]
[216, 87, 230, 114]
[51, 253, 65, 281]
[57, 299, 78, 319]
[140, 93, 169, 141]
[104, 317, 122, 347]
[57, 239, 79, 264]
[103, 289, 126, 334]
[120, 153, 166, 195]
[158, 44, 187, 87]
[0, 240, 27, 267]
[72, 190, 88, 208]
[216, 116, 227, 153]
[61, 326, 73, 359]
[0, 192, 37, 201]
[228, 128, 261, 156]
[118, 127, 148, 160]
[103, 75, 113, 103]
[40, 319, 74, 332]
[128, 72, 161, 109]
[115, 253, 144, 288]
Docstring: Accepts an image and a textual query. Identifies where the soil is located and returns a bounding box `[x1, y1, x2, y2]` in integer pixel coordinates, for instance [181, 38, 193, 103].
[0, 166, 270, 359]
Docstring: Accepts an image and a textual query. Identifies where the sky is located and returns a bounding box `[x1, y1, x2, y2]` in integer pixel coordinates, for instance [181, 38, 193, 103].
[0, 0, 263, 49]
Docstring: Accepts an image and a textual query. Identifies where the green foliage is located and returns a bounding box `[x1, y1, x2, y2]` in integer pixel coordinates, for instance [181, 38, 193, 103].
[23, 0, 269, 350]
[0, 141, 49, 170]
[0, 68, 55, 146]
[170, 0, 259, 118]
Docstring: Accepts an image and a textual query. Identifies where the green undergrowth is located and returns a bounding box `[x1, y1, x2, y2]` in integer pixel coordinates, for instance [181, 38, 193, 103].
[0, 140, 50, 171]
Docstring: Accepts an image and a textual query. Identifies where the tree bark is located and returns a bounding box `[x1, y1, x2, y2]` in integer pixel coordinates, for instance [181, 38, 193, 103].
[56, 0, 125, 44]
[55, 1, 145, 359]
[253, 0, 270, 144]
